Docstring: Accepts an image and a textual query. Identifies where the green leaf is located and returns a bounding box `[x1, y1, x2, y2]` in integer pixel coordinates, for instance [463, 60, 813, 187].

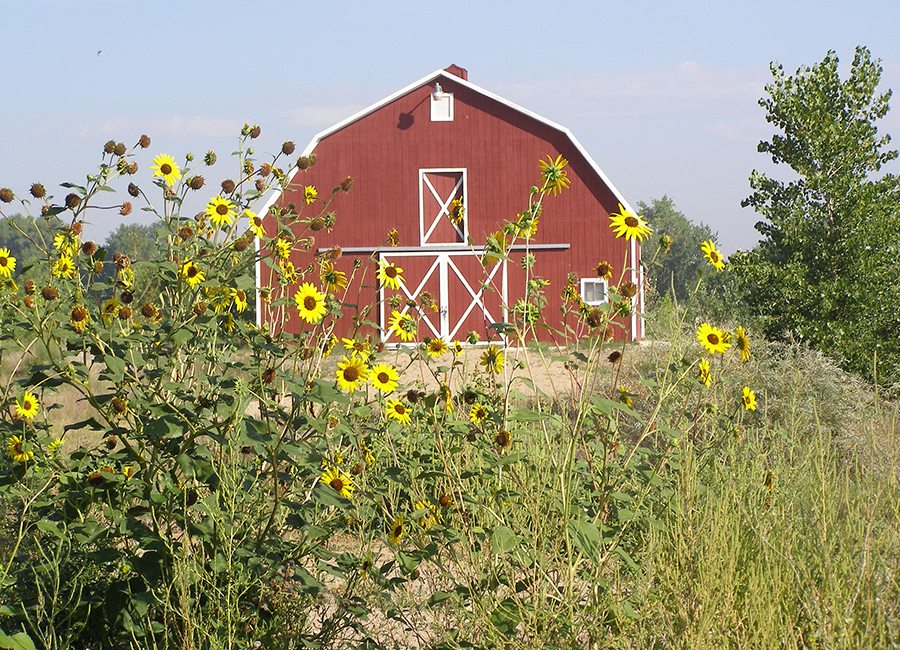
[0, 631, 36, 650]
[492, 525, 520, 554]
[103, 354, 127, 383]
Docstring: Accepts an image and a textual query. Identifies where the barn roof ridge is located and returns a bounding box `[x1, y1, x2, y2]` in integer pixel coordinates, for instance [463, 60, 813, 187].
[255, 67, 637, 218]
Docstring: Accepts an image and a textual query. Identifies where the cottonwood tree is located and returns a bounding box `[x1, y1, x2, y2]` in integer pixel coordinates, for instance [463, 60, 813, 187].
[731, 46, 900, 386]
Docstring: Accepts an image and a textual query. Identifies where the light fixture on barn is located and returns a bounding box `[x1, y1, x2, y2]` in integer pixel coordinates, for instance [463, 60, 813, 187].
[432, 83, 445, 100]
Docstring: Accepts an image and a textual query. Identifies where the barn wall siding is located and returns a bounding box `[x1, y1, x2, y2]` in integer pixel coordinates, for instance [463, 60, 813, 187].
[261, 71, 639, 343]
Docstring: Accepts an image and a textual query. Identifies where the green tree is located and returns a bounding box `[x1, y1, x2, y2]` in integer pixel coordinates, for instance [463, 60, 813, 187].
[731, 46, 900, 386]
[639, 196, 717, 302]
[103, 221, 165, 305]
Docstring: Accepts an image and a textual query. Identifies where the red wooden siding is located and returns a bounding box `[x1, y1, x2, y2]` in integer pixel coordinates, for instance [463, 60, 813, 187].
[261, 71, 639, 343]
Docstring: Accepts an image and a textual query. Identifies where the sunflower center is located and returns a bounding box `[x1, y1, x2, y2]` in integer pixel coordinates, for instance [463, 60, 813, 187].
[394, 404, 406, 415]
[304, 296, 318, 310]
[160, 164, 172, 175]
[342, 366, 360, 382]
[707, 333, 719, 345]
[236, 291, 246, 301]
[0, 257, 8, 267]
[23, 399, 33, 410]
[330, 477, 344, 492]
[216, 204, 229, 215]
[72, 307, 87, 322]
[378, 372, 389, 384]
[188, 267, 198, 278]
[624, 216, 639, 227]
[13, 441, 23, 454]
[385, 266, 397, 278]
[393, 524, 402, 537]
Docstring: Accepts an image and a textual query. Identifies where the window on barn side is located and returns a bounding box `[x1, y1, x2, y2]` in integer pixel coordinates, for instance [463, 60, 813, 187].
[580, 278, 608, 306]
[431, 91, 454, 121]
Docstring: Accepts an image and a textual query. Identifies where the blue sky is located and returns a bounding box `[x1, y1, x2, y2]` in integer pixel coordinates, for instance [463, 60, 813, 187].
[2, 0, 899, 253]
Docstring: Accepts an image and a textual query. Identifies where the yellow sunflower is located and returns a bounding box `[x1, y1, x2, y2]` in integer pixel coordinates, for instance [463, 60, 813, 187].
[539, 154, 571, 196]
[388, 228, 399, 246]
[388, 514, 405, 546]
[377, 261, 404, 290]
[479, 344, 505, 375]
[414, 501, 441, 529]
[150, 154, 182, 187]
[181, 260, 205, 288]
[335, 355, 368, 392]
[696, 323, 730, 355]
[15, 391, 39, 419]
[320, 261, 348, 293]
[370, 363, 399, 393]
[247, 214, 265, 240]
[701, 240, 725, 272]
[698, 358, 711, 388]
[453, 341, 463, 355]
[205, 195, 237, 227]
[448, 198, 465, 226]
[425, 337, 448, 358]
[52, 255, 76, 279]
[6, 435, 33, 463]
[385, 397, 412, 425]
[278, 260, 298, 284]
[321, 465, 355, 499]
[233, 289, 249, 313]
[342, 337, 371, 361]
[439, 383, 453, 414]
[469, 402, 488, 424]
[734, 326, 750, 362]
[294, 282, 327, 324]
[618, 385, 633, 408]
[0, 248, 17, 278]
[70, 305, 89, 333]
[304, 185, 318, 205]
[275, 237, 293, 260]
[595, 261, 613, 280]
[206, 285, 232, 314]
[388, 310, 417, 342]
[742, 386, 757, 411]
[609, 203, 653, 242]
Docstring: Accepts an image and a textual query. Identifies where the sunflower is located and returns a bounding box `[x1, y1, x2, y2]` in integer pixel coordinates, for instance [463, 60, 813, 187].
[181, 260, 205, 288]
[52, 255, 76, 279]
[734, 326, 750, 362]
[448, 198, 465, 226]
[385, 398, 411, 425]
[220, 313, 236, 333]
[6, 436, 33, 463]
[701, 240, 725, 272]
[742, 386, 757, 411]
[70, 305, 89, 332]
[388, 514, 405, 546]
[414, 501, 441, 529]
[294, 282, 327, 324]
[15, 391, 39, 419]
[696, 323, 731, 355]
[388, 228, 399, 246]
[469, 402, 488, 424]
[439, 383, 454, 414]
[609, 203, 653, 242]
[206, 285, 232, 314]
[304, 185, 318, 205]
[479, 344, 505, 375]
[539, 154, 571, 196]
[101, 297, 119, 323]
[698, 358, 711, 388]
[247, 211, 266, 238]
[322, 334, 338, 358]
[370, 363, 399, 393]
[48, 436, 64, 456]
[150, 154, 182, 187]
[342, 337, 371, 361]
[425, 337, 449, 358]
[320, 262, 348, 293]
[275, 237, 293, 260]
[0, 248, 17, 278]
[321, 465, 355, 499]
[377, 261, 404, 290]
[595, 261, 613, 280]
[618, 385, 633, 408]
[278, 260, 298, 284]
[205, 195, 237, 227]
[388, 310, 417, 342]
[494, 429, 512, 453]
[335, 355, 368, 392]
[232, 289, 249, 313]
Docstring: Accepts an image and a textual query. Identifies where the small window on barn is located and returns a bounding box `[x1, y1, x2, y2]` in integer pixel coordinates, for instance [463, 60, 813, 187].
[580, 278, 608, 306]
[420, 169, 466, 245]
[431, 84, 454, 122]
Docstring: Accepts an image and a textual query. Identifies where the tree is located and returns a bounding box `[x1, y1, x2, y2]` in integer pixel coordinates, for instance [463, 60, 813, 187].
[639, 196, 717, 302]
[104, 222, 166, 306]
[731, 46, 900, 386]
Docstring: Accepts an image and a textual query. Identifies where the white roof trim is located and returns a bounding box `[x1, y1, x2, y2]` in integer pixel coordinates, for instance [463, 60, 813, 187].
[252, 68, 638, 221]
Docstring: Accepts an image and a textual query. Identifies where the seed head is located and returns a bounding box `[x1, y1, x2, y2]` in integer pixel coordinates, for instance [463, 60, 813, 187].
[340, 176, 354, 192]
[193, 302, 207, 316]
[179, 225, 194, 240]
[120, 202, 132, 216]
[255, 179, 266, 192]
[138, 134, 151, 148]
[118, 306, 132, 320]
[116, 255, 131, 270]
[586, 308, 603, 328]
[260, 163, 272, 177]
[221, 179, 236, 194]
[128, 183, 140, 197]
[249, 124, 261, 139]
[42, 286, 59, 301]
[82, 241, 97, 256]
[0, 188, 15, 203]
[24, 295, 34, 309]
[607, 350, 622, 364]
[71, 222, 83, 236]
[262, 367, 276, 384]
[204, 150, 216, 165]
[24, 280, 35, 295]
[104, 140, 116, 154]
[234, 237, 250, 252]
[65, 193, 82, 209]
[127, 162, 138, 175]
[121, 291, 133, 304]
[619, 281, 637, 299]
[281, 141, 295, 155]
[114, 142, 126, 157]
[310, 216, 325, 231]
[188, 175, 205, 190]
[30, 183, 46, 198]
[141, 303, 157, 318]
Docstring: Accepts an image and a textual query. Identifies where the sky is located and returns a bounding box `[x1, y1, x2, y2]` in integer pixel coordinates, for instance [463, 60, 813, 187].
[1, 0, 899, 254]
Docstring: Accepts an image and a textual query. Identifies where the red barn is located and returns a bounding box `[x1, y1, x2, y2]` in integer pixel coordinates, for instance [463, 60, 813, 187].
[257, 65, 644, 344]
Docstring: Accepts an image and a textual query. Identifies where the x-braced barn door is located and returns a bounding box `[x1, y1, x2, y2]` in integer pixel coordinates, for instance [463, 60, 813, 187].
[379, 251, 506, 344]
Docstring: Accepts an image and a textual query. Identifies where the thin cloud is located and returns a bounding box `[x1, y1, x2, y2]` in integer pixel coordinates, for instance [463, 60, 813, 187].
[74, 115, 244, 139]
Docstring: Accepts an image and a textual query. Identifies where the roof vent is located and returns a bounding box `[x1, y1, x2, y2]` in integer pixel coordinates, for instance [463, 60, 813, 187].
[444, 64, 468, 80]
